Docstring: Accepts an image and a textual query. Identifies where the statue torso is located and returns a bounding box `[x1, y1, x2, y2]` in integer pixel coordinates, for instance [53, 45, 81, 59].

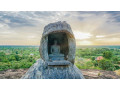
[51, 45, 60, 54]
[49, 44, 64, 60]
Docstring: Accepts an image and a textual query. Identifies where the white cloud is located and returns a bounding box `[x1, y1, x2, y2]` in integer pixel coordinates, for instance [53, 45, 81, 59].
[96, 35, 105, 38]
[0, 11, 120, 45]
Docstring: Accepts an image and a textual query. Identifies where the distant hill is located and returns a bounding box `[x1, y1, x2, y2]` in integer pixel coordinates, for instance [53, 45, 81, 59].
[0, 45, 120, 49]
[77, 45, 120, 49]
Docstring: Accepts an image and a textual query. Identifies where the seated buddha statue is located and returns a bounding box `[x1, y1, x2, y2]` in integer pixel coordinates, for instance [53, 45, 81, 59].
[49, 40, 64, 60]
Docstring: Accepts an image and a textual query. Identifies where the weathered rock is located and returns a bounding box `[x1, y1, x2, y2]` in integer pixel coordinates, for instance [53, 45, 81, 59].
[81, 69, 120, 79]
[0, 69, 28, 79]
[21, 59, 84, 79]
[22, 21, 84, 79]
[40, 21, 76, 64]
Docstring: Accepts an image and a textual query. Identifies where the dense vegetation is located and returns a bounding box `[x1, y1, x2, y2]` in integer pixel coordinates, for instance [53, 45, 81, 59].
[0, 45, 120, 71]
[0, 46, 40, 71]
[75, 47, 120, 71]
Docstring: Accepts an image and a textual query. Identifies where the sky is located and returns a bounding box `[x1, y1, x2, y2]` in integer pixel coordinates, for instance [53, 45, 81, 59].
[0, 11, 120, 45]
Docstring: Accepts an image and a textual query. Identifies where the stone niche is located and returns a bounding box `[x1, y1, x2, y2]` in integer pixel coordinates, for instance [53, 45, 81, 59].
[39, 21, 76, 65]
[48, 32, 69, 60]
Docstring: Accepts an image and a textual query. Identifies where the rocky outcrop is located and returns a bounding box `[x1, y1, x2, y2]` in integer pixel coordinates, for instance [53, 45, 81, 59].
[81, 69, 120, 79]
[21, 59, 84, 79]
[22, 21, 84, 79]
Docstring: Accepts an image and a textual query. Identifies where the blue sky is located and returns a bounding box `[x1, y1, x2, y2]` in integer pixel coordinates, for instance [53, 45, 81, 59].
[0, 11, 120, 45]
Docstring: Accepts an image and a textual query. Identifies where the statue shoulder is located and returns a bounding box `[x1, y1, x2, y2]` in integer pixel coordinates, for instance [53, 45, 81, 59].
[51, 45, 56, 48]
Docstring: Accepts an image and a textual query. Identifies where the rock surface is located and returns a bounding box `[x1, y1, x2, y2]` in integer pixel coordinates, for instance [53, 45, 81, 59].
[0, 69, 120, 79]
[81, 69, 120, 79]
[0, 69, 27, 79]
[21, 59, 84, 79]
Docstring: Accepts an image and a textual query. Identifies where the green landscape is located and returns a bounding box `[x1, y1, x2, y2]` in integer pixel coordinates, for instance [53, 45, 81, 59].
[75, 46, 120, 71]
[0, 46, 40, 71]
[0, 45, 120, 73]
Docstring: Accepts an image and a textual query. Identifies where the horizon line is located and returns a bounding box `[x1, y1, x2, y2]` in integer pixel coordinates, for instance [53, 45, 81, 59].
[0, 45, 120, 46]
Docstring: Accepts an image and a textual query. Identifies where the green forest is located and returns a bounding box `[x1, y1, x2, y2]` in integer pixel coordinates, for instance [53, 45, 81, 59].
[75, 47, 120, 71]
[0, 46, 120, 71]
[0, 46, 40, 71]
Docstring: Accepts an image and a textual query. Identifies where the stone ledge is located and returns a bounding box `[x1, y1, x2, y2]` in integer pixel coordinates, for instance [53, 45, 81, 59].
[47, 60, 71, 66]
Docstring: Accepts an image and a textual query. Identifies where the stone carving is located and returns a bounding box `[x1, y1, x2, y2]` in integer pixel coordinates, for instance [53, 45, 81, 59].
[21, 21, 84, 79]
[49, 40, 64, 60]
[50, 40, 60, 55]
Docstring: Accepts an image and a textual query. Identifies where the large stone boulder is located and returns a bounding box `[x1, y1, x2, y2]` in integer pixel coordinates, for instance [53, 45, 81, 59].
[21, 59, 84, 79]
[21, 21, 84, 79]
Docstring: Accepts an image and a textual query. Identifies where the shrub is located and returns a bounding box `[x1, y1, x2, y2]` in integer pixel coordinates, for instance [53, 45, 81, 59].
[91, 56, 95, 61]
[93, 60, 99, 66]
[9, 55, 16, 61]
[75, 60, 100, 70]
[10, 61, 22, 69]
[28, 56, 34, 62]
[0, 52, 7, 62]
[15, 55, 20, 61]
[112, 56, 120, 64]
[0, 62, 10, 71]
[98, 59, 116, 71]
[103, 51, 113, 59]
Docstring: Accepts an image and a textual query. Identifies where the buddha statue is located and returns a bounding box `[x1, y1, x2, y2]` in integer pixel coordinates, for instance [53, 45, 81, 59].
[49, 40, 64, 60]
